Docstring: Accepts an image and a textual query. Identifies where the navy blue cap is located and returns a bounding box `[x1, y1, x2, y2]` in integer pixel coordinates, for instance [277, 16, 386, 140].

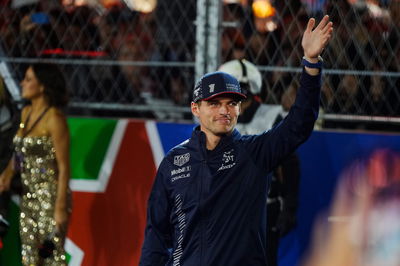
[192, 71, 247, 102]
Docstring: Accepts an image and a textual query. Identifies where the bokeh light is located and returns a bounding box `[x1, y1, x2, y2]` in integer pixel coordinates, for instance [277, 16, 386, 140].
[252, 0, 276, 18]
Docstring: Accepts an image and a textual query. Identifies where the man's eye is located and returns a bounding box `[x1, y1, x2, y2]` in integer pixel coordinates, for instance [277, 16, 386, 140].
[229, 102, 238, 106]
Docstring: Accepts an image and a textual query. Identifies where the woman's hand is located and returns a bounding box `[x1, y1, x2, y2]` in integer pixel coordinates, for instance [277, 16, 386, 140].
[54, 207, 69, 233]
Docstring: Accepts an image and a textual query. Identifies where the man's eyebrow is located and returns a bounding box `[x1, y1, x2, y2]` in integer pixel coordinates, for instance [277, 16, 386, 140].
[207, 99, 219, 103]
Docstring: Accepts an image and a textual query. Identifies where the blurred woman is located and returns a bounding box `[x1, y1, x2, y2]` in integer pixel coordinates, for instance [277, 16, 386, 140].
[0, 63, 71, 265]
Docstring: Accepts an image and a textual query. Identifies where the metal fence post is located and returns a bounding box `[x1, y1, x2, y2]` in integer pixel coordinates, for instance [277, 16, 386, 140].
[206, 0, 222, 73]
[195, 0, 222, 82]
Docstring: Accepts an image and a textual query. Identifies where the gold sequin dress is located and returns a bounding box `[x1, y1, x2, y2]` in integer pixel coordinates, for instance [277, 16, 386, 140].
[13, 135, 71, 265]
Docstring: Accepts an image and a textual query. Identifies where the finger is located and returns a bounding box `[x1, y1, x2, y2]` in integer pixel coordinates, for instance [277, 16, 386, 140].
[324, 33, 333, 44]
[306, 18, 316, 34]
[59, 223, 68, 235]
[322, 21, 334, 34]
[55, 223, 64, 234]
[315, 15, 330, 31]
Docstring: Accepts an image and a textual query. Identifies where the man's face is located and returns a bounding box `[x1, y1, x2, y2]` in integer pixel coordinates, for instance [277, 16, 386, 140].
[191, 96, 241, 137]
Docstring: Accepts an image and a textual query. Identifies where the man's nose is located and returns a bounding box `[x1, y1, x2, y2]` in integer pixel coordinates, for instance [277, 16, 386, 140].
[219, 104, 229, 115]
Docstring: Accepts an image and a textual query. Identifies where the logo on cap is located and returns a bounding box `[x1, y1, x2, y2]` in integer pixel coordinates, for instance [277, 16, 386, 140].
[209, 84, 215, 93]
[192, 71, 246, 102]
[194, 86, 201, 97]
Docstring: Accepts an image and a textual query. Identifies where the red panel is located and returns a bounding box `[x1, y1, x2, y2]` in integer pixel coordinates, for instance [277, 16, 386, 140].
[68, 121, 156, 265]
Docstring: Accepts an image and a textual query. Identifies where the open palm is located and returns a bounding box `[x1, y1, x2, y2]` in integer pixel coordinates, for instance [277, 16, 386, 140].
[302, 15, 333, 60]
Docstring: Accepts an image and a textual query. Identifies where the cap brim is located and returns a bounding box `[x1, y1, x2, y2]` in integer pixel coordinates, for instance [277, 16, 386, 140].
[202, 92, 247, 101]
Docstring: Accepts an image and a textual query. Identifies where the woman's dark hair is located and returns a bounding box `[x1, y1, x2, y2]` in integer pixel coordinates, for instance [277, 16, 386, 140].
[30, 63, 68, 108]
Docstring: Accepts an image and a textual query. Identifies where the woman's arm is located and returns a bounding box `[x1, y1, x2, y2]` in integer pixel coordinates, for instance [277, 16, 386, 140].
[47, 108, 70, 232]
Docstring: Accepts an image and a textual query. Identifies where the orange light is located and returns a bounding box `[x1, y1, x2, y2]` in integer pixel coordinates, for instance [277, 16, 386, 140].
[252, 0, 276, 18]
[101, 0, 122, 8]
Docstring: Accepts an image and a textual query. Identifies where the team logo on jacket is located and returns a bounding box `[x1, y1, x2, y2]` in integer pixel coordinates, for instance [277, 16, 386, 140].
[171, 165, 191, 182]
[218, 149, 236, 171]
[174, 153, 190, 167]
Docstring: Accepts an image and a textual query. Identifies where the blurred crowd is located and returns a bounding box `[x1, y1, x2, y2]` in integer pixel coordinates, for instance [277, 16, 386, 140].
[0, 0, 195, 118]
[221, 0, 400, 120]
[0, 0, 399, 121]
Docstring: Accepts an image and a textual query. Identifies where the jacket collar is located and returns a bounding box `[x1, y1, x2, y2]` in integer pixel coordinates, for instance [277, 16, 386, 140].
[190, 125, 241, 153]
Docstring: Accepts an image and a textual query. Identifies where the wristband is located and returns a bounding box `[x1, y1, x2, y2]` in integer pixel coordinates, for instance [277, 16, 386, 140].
[301, 56, 323, 69]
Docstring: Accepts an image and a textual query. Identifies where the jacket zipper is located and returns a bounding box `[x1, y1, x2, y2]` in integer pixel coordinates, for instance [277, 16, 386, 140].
[199, 158, 206, 266]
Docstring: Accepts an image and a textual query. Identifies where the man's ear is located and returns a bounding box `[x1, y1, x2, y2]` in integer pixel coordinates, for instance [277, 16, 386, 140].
[191, 102, 200, 117]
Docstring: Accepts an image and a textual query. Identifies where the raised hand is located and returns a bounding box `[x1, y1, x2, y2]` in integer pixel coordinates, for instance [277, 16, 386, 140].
[302, 15, 333, 61]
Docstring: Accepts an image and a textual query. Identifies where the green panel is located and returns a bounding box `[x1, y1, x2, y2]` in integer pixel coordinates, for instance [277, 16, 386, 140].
[66, 252, 71, 264]
[68, 118, 117, 180]
[0, 202, 21, 266]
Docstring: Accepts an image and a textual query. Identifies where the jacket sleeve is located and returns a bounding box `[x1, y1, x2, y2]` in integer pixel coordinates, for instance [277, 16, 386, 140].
[139, 161, 172, 266]
[244, 69, 321, 172]
[280, 152, 300, 211]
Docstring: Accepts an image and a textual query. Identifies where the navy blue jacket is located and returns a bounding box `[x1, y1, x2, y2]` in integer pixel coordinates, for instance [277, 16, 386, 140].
[140, 70, 321, 266]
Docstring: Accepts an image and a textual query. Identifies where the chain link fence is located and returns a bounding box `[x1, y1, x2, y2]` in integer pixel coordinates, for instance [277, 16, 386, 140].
[0, 0, 399, 130]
